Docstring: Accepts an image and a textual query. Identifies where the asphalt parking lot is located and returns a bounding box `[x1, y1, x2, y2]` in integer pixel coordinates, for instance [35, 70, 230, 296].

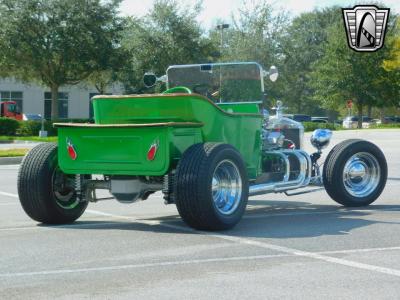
[0, 129, 400, 299]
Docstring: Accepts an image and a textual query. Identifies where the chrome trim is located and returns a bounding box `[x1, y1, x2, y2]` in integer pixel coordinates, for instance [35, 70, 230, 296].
[285, 187, 325, 196]
[310, 129, 332, 151]
[217, 101, 262, 105]
[166, 62, 265, 94]
[269, 151, 291, 182]
[297, 150, 312, 186]
[343, 152, 381, 198]
[249, 150, 311, 196]
[167, 61, 264, 70]
[212, 159, 243, 215]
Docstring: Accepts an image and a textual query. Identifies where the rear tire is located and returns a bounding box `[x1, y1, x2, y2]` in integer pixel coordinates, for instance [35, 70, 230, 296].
[323, 139, 387, 207]
[174, 143, 249, 231]
[17, 143, 87, 224]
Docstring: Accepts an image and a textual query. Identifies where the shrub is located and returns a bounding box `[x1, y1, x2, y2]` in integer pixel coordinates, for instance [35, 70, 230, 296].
[0, 118, 20, 135]
[17, 120, 56, 136]
[302, 122, 339, 132]
[17, 120, 43, 136]
[17, 118, 90, 136]
[369, 123, 400, 129]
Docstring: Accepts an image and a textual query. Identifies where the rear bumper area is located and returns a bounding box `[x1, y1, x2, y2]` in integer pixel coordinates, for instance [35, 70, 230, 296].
[55, 122, 203, 176]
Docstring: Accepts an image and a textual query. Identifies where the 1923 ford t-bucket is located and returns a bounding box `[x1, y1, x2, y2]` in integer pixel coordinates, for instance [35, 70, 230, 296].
[18, 62, 387, 230]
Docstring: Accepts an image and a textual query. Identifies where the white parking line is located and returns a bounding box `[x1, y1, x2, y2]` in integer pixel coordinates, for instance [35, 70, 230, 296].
[86, 209, 400, 278]
[205, 235, 400, 278]
[321, 246, 400, 255]
[0, 191, 18, 198]
[0, 202, 16, 206]
[2, 245, 400, 278]
[0, 221, 135, 232]
[0, 226, 45, 231]
[0, 165, 19, 170]
[3, 191, 400, 277]
[0, 254, 292, 278]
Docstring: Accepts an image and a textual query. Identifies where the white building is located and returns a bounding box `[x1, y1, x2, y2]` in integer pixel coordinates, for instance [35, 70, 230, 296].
[0, 78, 124, 119]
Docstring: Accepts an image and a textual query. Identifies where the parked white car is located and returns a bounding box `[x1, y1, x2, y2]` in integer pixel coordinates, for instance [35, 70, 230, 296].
[343, 116, 376, 129]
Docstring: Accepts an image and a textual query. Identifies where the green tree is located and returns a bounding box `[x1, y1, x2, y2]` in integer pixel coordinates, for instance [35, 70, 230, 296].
[209, 2, 290, 106]
[383, 18, 400, 71]
[86, 46, 128, 94]
[278, 7, 341, 115]
[213, 2, 289, 63]
[0, 0, 124, 119]
[119, 0, 218, 93]
[87, 70, 117, 95]
[310, 16, 399, 128]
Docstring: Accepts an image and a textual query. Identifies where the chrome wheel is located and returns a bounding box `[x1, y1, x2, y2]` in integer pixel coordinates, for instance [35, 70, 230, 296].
[343, 152, 381, 198]
[212, 159, 242, 215]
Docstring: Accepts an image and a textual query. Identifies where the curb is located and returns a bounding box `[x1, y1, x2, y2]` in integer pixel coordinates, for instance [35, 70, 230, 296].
[0, 156, 23, 165]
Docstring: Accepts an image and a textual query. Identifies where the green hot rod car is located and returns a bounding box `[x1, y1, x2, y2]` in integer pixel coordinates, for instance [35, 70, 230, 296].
[17, 62, 387, 230]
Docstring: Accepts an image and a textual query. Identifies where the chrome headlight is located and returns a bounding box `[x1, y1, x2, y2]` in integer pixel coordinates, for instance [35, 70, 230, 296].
[310, 129, 332, 150]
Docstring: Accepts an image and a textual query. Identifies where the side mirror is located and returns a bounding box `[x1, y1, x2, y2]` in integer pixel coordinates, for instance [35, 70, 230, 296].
[143, 72, 157, 88]
[269, 65, 279, 82]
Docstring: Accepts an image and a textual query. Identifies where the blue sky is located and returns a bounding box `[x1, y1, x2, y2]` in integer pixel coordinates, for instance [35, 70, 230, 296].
[120, 0, 399, 28]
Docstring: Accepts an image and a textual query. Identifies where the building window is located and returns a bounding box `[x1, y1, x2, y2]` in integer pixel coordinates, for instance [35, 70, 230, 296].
[44, 92, 68, 119]
[0, 91, 23, 112]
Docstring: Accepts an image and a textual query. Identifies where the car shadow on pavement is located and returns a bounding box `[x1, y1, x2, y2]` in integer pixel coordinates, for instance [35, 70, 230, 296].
[43, 201, 400, 240]
[224, 201, 400, 239]
[37, 220, 190, 234]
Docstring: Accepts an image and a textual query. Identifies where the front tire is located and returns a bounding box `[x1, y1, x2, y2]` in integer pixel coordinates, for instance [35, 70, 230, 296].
[323, 139, 387, 207]
[18, 143, 88, 224]
[174, 143, 249, 231]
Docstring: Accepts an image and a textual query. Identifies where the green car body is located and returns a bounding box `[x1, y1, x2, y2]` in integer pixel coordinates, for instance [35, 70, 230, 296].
[56, 93, 263, 179]
[17, 62, 387, 231]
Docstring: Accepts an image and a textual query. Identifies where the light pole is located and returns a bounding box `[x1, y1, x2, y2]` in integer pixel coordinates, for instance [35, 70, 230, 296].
[216, 23, 230, 56]
[216, 24, 229, 103]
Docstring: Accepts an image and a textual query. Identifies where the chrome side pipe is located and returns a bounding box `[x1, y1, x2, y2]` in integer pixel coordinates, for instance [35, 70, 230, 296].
[249, 150, 312, 196]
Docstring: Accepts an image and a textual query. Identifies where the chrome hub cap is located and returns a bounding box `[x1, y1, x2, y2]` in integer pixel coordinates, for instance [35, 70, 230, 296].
[343, 152, 380, 198]
[212, 160, 242, 215]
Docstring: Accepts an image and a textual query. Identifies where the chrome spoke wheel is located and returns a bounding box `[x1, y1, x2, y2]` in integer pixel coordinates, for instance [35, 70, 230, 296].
[212, 159, 242, 215]
[343, 152, 381, 198]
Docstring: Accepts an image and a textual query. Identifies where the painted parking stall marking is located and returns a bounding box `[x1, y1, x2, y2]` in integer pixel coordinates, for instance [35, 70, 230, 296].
[2, 189, 400, 278]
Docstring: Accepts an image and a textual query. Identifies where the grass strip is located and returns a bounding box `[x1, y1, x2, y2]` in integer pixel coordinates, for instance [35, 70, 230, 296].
[0, 148, 29, 157]
[0, 136, 57, 142]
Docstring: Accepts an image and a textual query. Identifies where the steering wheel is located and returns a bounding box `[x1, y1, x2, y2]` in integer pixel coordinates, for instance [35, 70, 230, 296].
[163, 86, 192, 94]
[193, 84, 219, 102]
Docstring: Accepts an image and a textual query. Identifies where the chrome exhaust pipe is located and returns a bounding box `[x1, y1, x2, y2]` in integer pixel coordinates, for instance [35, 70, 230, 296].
[249, 150, 311, 196]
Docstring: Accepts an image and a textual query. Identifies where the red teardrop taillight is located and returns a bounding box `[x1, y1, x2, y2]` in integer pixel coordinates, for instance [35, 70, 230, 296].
[66, 139, 77, 160]
[147, 140, 159, 161]
[147, 145, 157, 161]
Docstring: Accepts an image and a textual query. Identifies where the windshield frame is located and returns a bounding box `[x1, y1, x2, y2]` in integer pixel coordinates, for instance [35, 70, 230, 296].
[166, 62, 265, 104]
